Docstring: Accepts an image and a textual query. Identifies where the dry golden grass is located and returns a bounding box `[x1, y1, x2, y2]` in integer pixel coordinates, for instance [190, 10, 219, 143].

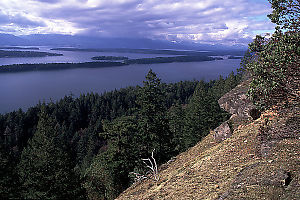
[117, 109, 299, 200]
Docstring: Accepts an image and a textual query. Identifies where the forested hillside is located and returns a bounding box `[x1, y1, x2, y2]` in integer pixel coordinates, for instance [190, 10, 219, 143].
[0, 70, 241, 199]
[117, 0, 300, 199]
[2, 0, 297, 199]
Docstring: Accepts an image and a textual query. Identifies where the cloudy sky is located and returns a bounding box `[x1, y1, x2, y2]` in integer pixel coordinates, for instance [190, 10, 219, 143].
[0, 0, 275, 45]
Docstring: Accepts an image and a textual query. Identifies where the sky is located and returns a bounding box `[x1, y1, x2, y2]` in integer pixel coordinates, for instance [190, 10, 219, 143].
[0, 0, 275, 45]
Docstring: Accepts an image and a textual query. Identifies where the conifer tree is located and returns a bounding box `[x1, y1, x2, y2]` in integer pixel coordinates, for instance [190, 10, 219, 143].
[210, 75, 225, 99]
[0, 144, 20, 199]
[136, 69, 174, 163]
[168, 103, 185, 153]
[183, 81, 208, 148]
[18, 106, 85, 199]
[224, 72, 237, 92]
[84, 116, 138, 200]
[183, 81, 229, 149]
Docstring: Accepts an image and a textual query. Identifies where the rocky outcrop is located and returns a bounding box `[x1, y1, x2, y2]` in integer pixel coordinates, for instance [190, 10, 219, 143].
[218, 79, 255, 119]
[213, 121, 232, 142]
[256, 108, 300, 158]
[219, 163, 294, 200]
[214, 79, 257, 142]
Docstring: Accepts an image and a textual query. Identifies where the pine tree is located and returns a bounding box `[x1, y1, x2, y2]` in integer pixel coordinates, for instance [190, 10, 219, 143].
[84, 116, 138, 200]
[168, 103, 185, 154]
[183, 81, 208, 148]
[224, 71, 237, 92]
[18, 106, 85, 199]
[183, 81, 229, 149]
[0, 144, 20, 199]
[136, 69, 174, 163]
[211, 75, 225, 99]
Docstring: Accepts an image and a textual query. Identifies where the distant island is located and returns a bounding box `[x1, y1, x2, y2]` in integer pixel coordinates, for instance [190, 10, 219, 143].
[0, 62, 126, 73]
[0, 47, 40, 50]
[0, 54, 223, 73]
[51, 47, 246, 56]
[228, 55, 243, 59]
[0, 50, 63, 58]
[124, 55, 219, 64]
[51, 47, 201, 55]
[91, 55, 219, 63]
[91, 56, 129, 60]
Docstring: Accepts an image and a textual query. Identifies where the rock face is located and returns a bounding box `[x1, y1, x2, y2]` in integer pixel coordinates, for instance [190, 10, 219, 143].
[256, 110, 300, 158]
[218, 79, 257, 123]
[219, 163, 294, 200]
[213, 121, 232, 142]
[214, 79, 257, 142]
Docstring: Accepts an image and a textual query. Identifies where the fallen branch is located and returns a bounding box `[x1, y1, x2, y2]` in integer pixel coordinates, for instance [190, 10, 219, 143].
[129, 172, 148, 183]
[142, 149, 159, 181]
[130, 149, 159, 183]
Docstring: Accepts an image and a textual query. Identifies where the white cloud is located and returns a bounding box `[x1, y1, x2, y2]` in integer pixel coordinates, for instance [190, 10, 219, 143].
[0, 0, 275, 44]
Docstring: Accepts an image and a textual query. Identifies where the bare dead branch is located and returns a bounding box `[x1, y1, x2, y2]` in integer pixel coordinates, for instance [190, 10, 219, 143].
[142, 149, 159, 181]
[129, 172, 148, 183]
[130, 149, 159, 184]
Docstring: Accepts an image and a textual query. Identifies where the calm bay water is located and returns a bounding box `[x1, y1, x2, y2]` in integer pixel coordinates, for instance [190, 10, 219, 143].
[0, 47, 179, 65]
[0, 48, 241, 113]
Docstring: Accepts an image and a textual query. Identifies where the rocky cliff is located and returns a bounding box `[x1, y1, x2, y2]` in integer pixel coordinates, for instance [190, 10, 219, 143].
[116, 79, 300, 200]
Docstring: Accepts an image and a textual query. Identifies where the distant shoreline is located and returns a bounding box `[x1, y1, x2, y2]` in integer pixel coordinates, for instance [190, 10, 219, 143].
[0, 62, 127, 73]
[0, 55, 227, 73]
[0, 47, 40, 50]
[0, 54, 246, 73]
[51, 47, 246, 56]
[91, 56, 129, 60]
[0, 50, 63, 58]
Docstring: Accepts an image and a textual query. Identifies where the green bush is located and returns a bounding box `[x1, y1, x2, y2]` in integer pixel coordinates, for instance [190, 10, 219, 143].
[245, 0, 299, 110]
[246, 31, 299, 109]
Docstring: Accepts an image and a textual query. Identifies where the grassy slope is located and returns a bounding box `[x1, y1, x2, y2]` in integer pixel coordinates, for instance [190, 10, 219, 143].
[117, 85, 299, 200]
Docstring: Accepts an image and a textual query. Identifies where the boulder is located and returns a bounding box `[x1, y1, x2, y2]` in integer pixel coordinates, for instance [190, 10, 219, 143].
[218, 79, 260, 129]
[218, 79, 256, 119]
[214, 121, 232, 142]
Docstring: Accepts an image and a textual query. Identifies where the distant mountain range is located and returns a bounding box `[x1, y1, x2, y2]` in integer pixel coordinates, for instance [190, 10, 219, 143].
[0, 33, 247, 51]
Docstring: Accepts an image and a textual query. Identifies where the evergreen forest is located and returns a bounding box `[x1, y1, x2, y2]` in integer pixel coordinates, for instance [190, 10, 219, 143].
[0, 69, 242, 199]
[1, 0, 298, 199]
